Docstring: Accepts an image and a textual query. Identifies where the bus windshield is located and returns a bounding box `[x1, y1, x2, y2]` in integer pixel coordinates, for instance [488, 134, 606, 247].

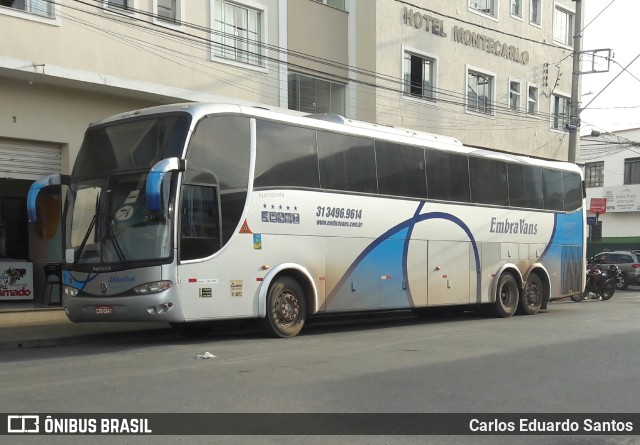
[72, 113, 190, 178]
[66, 172, 173, 266]
[64, 114, 189, 267]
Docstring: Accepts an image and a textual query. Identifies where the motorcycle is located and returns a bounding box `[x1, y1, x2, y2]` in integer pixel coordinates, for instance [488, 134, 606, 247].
[571, 259, 622, 302]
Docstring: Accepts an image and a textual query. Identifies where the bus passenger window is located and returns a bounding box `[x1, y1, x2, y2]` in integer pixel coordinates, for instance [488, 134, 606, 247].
[180, 185, 221, 261]
[469, 157, 508, 205]
[508, 164, 544, 209]
[318, 132, 377, 193]
[376, 141, 427, 198]
[563, 171, 583, 211]
[542, 169, 563, 211]
[426, 150, 470, 202]
[255, 120, 320, 188]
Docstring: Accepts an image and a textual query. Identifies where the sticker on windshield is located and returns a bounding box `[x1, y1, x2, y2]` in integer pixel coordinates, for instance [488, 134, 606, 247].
[65, 248, 74, 264]
[115, 205, 135, 221]
[124, 190, 140, 204]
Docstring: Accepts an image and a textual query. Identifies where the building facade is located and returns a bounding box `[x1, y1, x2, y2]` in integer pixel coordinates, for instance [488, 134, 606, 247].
[580, 128, 640, 255]
[0, 0, 578, 302]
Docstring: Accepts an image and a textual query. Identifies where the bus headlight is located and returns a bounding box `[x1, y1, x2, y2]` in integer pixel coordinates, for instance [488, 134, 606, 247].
[133, 280, 172, 295]
[63, 285, 79, 297]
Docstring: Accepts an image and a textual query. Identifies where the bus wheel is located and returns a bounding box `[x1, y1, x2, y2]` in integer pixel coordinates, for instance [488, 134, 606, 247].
[262, 276, 306, 338]
[517, 274, 543, 315]
[492, 273, 519, 318]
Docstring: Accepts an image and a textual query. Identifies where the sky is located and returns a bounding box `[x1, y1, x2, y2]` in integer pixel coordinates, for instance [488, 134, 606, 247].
[580, 0, 640, 134]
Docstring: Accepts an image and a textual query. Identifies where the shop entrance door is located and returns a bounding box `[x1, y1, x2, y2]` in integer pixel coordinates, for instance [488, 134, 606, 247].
[2, 197, 28, 259]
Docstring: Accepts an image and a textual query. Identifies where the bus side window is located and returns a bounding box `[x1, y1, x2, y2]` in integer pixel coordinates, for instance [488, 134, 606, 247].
[186, 115, 250, 249]
[317, 132, 377, 193]
[426, 150, 470, 202]
[376, 141, 427, 198]
[562, 171, 583, 211]
[542, 169, 563, 211]
[469, 157, 508, 205]
[508, 164, 544, 209]
[180, 185, 221, 261]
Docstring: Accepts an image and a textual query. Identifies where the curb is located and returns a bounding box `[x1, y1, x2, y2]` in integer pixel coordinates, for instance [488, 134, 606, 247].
[0, 306, 172, 350]
[0, 307, 67, 327]
[0, 327, 173, 350]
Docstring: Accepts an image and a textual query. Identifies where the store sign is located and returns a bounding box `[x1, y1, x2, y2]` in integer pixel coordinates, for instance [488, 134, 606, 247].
[0, 262, 34, 300]
[589, 198, 607, 215]
[603, 185, 640, 213]
[402, 7, 530, 65]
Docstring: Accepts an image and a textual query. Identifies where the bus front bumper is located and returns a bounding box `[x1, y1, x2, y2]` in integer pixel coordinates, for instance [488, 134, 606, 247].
[62, 291, 185, 323]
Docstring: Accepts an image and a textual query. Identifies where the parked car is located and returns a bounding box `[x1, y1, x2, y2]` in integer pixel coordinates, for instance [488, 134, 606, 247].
[592, 250, 640, 290]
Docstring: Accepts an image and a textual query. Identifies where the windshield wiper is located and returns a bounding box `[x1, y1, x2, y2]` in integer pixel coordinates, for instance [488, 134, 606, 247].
[102, 189, 128, 264]
[74, 213, 97, 265]
[106, 220, 128, 264]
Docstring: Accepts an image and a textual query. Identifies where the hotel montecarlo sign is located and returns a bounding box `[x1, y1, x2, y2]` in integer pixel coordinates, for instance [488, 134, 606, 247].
[402, 7, 530, 65]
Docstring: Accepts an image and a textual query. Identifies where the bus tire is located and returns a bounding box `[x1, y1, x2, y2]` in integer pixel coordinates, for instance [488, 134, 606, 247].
[262, 276, 306, 338]
[492, 273, 519, 318]
[517, 274, 543, 315]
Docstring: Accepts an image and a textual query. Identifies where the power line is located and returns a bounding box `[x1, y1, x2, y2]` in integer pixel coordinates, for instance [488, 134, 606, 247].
[13, 0, 578, 151]
[581, 50, 640, 112]
[581, 0, 617, 33]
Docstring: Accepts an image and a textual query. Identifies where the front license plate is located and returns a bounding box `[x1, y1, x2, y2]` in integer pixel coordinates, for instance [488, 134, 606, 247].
[95, 305, 113, 315]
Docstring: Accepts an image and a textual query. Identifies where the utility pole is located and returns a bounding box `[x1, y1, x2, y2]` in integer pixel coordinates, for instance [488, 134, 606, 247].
[567, 0, 584, 163]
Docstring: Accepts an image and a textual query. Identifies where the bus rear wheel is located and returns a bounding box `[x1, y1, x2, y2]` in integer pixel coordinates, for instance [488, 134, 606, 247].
[517, 274, 543, 315]
[262, 276, 306, 338]
[492, 273, 519, 318]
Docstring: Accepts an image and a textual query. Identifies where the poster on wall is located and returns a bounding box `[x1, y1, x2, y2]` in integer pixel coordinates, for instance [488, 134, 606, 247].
[603, 185, 640, 213]
[0, 262, 34, 300]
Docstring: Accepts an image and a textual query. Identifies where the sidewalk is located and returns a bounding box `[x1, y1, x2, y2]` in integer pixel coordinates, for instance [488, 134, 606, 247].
[0, 307, 170, 350]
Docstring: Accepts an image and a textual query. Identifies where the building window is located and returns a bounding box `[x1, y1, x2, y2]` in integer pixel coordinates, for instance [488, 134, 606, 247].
[510, 0, 522, 18]
[212, 0, 263, 67]
[528, 85, 539, 115]
[554, 5, 574, 47]
[288, 73, 346, 115]
[106, 0, 135, 12]
[311, 0, 345, 10]
[156, 0, 180, 22]
[509, 80, 521, 110]
[584, 161, 604, 188]
[467, 70, 494, 115]
[624, 158, 640, 185]
[552, 94, 569, 130]
[469, 0, 496, 18]
[3, 0, 55, 17]
[403, 51, 436, 101]
[530, 0, 541, 25]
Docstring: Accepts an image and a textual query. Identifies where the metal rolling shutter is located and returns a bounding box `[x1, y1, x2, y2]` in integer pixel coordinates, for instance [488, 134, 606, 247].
[0, 138, 62, 181]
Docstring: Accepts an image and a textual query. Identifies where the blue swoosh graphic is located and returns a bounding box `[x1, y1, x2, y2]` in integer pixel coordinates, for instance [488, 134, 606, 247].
[326, 204, 482, 309]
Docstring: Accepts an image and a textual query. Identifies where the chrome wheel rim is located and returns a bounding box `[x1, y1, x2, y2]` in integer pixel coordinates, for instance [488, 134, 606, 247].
[274, 289, 300, 326]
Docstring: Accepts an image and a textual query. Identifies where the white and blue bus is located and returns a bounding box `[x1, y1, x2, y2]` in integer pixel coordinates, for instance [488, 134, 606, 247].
[28, 103, 585, 337]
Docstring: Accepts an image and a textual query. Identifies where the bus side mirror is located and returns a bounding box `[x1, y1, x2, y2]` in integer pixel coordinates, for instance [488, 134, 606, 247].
[27, 174, 69, 223]
[146, 157, 186, 212]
